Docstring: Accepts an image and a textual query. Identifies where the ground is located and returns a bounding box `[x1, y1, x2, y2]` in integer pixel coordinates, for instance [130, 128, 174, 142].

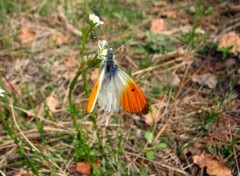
[0, 0, 240, 176]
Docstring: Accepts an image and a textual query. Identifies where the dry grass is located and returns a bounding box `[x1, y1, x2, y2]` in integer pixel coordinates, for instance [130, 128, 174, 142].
[0, 0, 240, 175]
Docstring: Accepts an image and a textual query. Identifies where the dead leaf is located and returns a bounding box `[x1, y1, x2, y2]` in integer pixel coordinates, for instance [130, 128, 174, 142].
[192, 73, 217, 89]
[150, 18, 165, 33]
[158, 72, 180, 87]
[3, 80, 21, 96]
[76, 162, 91, 175]
[193, 153, 232, 176]
[18, 27, 36, 44]
[218, 31, 240, 55]
[46, 93, 61, 112]
[14, 169, 33, 176]
[51, 33, 68, 46]
[144, 105, 159, 125]
[76, 160, 100, 175]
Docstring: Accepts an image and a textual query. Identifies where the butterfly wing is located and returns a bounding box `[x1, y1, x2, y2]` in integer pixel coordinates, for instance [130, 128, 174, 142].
[116, 68, 149, 115]
[87, 68, 105, 113]
[97, 66, 122, 112]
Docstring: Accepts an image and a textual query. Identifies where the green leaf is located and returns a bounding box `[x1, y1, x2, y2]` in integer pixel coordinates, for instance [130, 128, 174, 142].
[145, 151, 154, 159]
[154, 142, 167, 149]
[144, 130, 154, 144]
[140, 167, 149, 175]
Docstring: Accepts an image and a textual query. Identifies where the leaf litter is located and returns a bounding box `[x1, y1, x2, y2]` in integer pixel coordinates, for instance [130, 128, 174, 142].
[193, 153, 232, 176]
[218, 31, 240, 55]
[1, 1, 240, 176]
[150, 18, 165, 33]
[192, 73, 218, 89]
[18, 27, 36, 44]
[46, 92, 61, 113]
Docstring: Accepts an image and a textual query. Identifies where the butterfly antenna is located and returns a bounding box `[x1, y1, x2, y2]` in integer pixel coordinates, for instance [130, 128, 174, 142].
[114, 39, 133, 53]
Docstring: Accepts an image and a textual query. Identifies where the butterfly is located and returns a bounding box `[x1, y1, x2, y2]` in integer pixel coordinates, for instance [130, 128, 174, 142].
[87, 48, 149, 115]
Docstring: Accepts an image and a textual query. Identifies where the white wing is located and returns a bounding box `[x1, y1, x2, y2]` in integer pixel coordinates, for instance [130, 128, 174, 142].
[97, 66, 125, 112]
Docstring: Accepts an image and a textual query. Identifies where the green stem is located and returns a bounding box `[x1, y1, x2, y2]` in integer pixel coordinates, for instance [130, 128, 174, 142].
[83, 73, 90, 96]
[91, 113, 106, 157]
[68, 23, 101, 162]
[68, 67, 91, 162]
[80, 27, 92, 96]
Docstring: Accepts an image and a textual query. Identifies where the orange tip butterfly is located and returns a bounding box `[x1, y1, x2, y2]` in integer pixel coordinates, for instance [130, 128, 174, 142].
[87, 48, 149, 115]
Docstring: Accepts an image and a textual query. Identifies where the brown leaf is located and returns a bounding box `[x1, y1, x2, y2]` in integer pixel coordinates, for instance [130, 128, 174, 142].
[14, 169, 33, 176]
[76, 160, 100, 175]
[51, 33, 68, 46]
[218, 31, 240, 55]
[150, 18, 165, 33]
[193, 153, 232, 176]
[76, 162, 91, 175]
[18, 27, 36, 44]
[46, 93, 61, 112]
[158, 72, 180, 87]
[2, 80, 21, 96]
[192, 73, 217, 89]
[144, 105, 159, 125]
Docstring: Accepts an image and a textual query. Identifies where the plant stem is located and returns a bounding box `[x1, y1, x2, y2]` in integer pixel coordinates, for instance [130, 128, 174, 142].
[91, 113, 106, 157]
[68, 68, 91, 162]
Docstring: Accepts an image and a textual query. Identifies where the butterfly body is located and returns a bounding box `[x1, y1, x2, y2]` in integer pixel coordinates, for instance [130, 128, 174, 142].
[87, 49, 149, 115]
[104, 51, 118, 80]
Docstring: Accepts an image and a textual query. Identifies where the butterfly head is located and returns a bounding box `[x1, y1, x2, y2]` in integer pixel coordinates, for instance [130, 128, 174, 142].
[100, 48, 116, 68]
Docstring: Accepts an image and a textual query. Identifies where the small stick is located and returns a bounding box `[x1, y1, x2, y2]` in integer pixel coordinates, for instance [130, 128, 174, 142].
[114, 39, 133, 53]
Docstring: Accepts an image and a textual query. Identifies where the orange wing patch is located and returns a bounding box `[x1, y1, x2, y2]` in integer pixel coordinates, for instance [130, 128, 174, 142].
[120, 81, 149, 115]
[87, 79, 100, 113]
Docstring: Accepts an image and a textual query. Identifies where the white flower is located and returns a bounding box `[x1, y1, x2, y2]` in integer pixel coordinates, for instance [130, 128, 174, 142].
[89, 14, 104, 26]
[0, 88, 5, 97]
[83, 55, 88, 62]
[98, 40, 107, 49]
[97, 40, 108, 60]
[101, 49, 108, 57]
